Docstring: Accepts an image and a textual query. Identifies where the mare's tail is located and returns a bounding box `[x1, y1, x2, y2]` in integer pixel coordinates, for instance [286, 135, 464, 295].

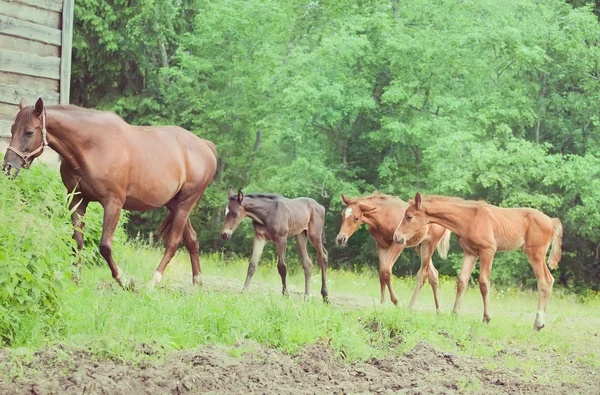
[548, 218, 563, 270]
[436, 229, 451, 260]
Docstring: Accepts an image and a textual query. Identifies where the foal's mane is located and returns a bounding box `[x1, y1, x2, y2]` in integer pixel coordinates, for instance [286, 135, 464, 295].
[352, 191, 398, 204]
[229, 193, 283, 202]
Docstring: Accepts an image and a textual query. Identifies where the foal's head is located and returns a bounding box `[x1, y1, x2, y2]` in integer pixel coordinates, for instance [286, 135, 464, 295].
[221, 186, 247, 240]
[336, 193, 376, 246]
[393, 192, 428, 246]
[2, 98, 47, 178]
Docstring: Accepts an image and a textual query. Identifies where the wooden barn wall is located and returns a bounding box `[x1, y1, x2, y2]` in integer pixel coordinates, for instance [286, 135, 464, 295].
[0, 0, 74, 167]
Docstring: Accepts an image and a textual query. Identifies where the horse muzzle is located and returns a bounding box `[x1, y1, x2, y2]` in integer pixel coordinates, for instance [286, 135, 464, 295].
[221, 232, 232, 241]
[393, 234, 405, 245]
[336, 234, 348, 247]
[2, 161, 20, 180]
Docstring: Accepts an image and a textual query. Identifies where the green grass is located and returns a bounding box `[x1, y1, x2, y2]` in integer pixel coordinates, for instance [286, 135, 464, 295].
[5, 241, 600, 384]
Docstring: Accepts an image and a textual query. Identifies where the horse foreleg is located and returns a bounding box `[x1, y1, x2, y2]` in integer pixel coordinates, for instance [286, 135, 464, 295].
[148, 205, 192, 289]
[295, 232, 313, 300]
[99, 200, 132, 289]
[384, 243, 403, 306]
[70, 197, 89, 282]
[452, 254, 477, 315]
[478, 250, 496, 323]
[408, 243, 433, 312]
[275, 237, 289, 296]
[244, 236, 267, 291]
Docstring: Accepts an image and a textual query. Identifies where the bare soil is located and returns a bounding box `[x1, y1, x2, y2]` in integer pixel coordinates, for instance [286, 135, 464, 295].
[1, 339, 597, 395]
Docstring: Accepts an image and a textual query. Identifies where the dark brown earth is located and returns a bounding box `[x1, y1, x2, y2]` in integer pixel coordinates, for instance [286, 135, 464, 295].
[1, 340, 596, 395]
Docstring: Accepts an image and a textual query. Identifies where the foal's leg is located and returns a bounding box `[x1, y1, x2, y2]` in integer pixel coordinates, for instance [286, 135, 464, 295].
[148, 202, 195, 289]
[70, 197, 89, 281]
[408, 241, 441, 313]
[381, 242, 403, 306]
[99, 200, 132, 289]
[526, 247, 555, 331]
[275, 237, 289, 295]
[376, 245, 389, 304]
[478, 249, 496, 323]
[243, 236, 267, 291]
[452, 254, 478, 315]
[308, 230, 329, 302]
[295, 231, 313, 299]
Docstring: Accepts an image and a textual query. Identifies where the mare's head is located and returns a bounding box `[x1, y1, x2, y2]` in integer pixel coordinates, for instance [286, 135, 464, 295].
[336, 193, 376, 247]
[393, 192, 427, 246]
[2, 98, 48, 179]
[221, 186, 247, 240]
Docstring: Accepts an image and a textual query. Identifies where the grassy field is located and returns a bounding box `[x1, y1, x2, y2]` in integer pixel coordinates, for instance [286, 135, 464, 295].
[4, 241, 600, 388]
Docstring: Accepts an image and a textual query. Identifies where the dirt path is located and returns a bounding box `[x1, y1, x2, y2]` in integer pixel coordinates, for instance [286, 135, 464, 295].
[2, 340, 596, 395]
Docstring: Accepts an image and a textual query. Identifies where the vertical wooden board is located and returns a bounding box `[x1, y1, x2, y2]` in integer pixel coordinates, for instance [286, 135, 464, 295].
[0, 1, 61, 29]
[0, 72, 59, 93]
[0, 34, 60, 57]
[60, 0, 74, 105]
[8, 0, 63, 13]
[0, 15, 62, 46]
[0, 119, 13, 138]
[0, 49, 61, 80]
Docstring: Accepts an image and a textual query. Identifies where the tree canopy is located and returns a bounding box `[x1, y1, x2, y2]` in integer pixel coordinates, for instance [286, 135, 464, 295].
[72, 0, 600, 290]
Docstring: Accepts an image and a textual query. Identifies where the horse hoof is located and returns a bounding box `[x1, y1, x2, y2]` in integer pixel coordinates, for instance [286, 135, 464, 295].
[533, 324, 545, 332]
[322, 294, 329, 304]
[192, 275, 202, 287]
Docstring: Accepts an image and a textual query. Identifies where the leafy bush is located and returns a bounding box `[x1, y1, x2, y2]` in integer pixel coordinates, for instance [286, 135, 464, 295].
[0, 155, 128, 345]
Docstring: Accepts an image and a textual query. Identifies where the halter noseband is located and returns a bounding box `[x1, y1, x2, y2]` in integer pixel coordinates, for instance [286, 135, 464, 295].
[6, 110, 48, 169]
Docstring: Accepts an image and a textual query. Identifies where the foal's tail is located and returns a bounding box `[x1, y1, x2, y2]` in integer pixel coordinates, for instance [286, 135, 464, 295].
[548, 218, 563, 270]
[436, 228, 451, 260]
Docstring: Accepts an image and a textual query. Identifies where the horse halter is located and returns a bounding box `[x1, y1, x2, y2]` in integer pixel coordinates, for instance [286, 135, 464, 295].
[6, 110, 48, 169]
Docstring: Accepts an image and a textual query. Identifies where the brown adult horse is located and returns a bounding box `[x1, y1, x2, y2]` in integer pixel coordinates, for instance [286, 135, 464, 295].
[336, 192, 451, 312]
[221, 187, 329, 301]
[3, 98, 218, 289]
[393, 193, 562, 331]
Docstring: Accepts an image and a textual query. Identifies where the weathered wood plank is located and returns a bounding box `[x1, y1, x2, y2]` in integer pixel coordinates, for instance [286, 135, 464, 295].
[0, 102, 19, 119]
[0, 72, 59, 95]
[0, 85, 60, 106]
[0, 15, 61, 46]
[8, 0, 63, 13]
[0, 34, 60, 57]
[0, 1, 60, 29]
[0, 119, 13, 138]
[59, 0, 74, 105]
[0, 49, 60, 80]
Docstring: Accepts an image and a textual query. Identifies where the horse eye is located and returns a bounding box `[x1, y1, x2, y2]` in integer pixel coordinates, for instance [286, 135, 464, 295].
[25, 129, 34, 136]
[406, 215, 413, 221]
[354, 217, 359, 223]
[233, 212, 238, 217]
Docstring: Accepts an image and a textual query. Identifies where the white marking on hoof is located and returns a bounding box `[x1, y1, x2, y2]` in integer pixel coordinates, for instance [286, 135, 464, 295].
[193, 275, 202, 286]
[344, 208, 353, 218]
[147, 271, 162, 290]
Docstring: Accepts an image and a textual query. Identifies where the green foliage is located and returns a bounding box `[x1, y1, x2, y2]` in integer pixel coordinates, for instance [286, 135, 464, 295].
[72, 0, 600, 290]
[0, 156, 128, 345]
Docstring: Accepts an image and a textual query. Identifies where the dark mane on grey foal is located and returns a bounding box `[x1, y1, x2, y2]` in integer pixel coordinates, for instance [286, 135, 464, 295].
[229, 193, 283, 201]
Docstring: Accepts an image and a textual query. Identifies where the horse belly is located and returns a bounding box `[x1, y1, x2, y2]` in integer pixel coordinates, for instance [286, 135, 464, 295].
[496, 236, 525, 251]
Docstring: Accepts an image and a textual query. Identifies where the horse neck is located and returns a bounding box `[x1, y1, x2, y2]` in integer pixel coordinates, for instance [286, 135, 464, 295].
[243, 197, 272, 224]
[45, 109, 88, 169]
[422, 200, 477, 237]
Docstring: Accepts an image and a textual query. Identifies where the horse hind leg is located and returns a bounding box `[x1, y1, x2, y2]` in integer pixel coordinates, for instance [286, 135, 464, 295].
[452, 254, 478, 315]
[275, 237, 289, 296]
[526, 247, 555, 331]
[296, 231, 313, 300]
[308, 228, 329, 302]
[148, 203, 194, 289]
[182, 219, 202, 286]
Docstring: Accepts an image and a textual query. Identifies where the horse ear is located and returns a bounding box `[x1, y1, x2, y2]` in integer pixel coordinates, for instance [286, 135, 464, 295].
[19, 98, 27, 110]
[341, 193, 351, 206]
[359, 203, 376, 215]
[228, 186, 235, 198]
[34, 98, 44, 117]
[414, 192, 422, 210]
[237, 189, 244, 204]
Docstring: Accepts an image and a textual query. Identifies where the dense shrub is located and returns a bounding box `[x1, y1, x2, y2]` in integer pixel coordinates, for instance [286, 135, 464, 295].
[0, 155, 127, 345]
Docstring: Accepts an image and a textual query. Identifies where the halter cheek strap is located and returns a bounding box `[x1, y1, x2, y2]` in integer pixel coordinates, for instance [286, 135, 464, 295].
[6, 110, 48, 169]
